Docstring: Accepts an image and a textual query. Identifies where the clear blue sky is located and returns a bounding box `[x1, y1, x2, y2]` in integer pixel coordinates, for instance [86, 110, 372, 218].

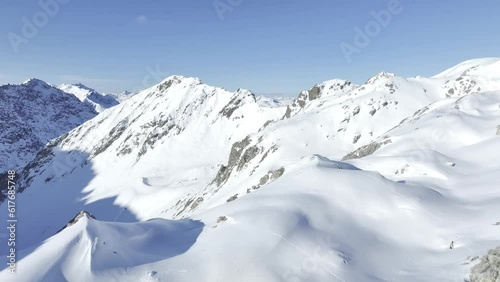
[0, 0, 498, 95]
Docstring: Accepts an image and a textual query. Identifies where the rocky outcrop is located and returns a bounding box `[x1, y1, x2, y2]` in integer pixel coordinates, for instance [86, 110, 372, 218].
[219, 89, 255, 119]
[0, 79, 97, 173]
[213, 137, 261, 186]
[342, 138, 392, 160]
[470, 246, 500, 282]
[283, 85, 323, 119]
[56, 210, 96, 233]
[443, 76, 482, 97]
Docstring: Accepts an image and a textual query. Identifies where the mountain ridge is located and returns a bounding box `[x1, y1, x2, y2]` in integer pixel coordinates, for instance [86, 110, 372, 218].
[1, 58, 499, 281]
[58, 83, 119, 113]
[0, 79, 97, 175]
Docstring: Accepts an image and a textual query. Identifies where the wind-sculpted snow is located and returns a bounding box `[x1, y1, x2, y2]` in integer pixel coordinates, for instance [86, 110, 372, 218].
[2, 58, 500, 281]
[1, 214, 203, 282]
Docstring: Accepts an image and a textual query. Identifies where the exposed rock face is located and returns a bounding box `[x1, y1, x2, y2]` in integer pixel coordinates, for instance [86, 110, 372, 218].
[219, 89, 256, 119]
[470, 246, 500, 282]
[258, 167, 285, 186]
[496, 125, 500, 135]
[270, 167, 285, 180]
[443, 76, 482, 97]
[283, 84, 328, 118]
[342, 139, 392, 160]
[0, 79, 97, 173]
[213, 136, 261, 186]
[56, 210, 96, 233]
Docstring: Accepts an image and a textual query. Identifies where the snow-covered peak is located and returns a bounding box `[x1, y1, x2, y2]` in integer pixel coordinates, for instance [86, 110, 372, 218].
[22, 78, 48, 85]
[59, 83, 96, 101]
[426, 57, 500, 97]
[318, 79, 357, 95]
[73, 82, 96, 92]
[59, 83, 119, 112]
[21, 78, 52, 89]
[366, 71, 398, 84]
[107, 90, 137, 103]
[0, 80, 97, 173]
[157, 75, 202, 90]
[234, 87, 254, 96]
[255, 95, 294, 108]
[321, 78, 354, 86]
[433, 57, 500, 79]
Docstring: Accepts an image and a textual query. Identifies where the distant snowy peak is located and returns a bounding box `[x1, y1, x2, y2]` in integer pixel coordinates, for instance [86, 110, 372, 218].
[0, 79, 97, 173]
[433, 57, 500, 79]
[20, 78, 58, 94]
[156, 75, 202, 90]
[58, 83, 96, 101]
[283, 79, 356, 118]
[22, 78, 51, 86]
[255, 95, 294, 108]
[15, 74, 287, 191]
[59, 83, 119, 113]
[366, 71, 398, 84]
[109, 90, 137, 102]
[431, 58, 500, 97]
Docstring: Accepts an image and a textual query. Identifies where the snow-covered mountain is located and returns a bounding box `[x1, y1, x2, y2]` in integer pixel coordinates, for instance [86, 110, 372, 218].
[0, 79, 97, 175]
[255, 95, 294, 108]
[59, 83, 119, 112]
[108, 90, 138, 102]
[1, 58, 500, 281]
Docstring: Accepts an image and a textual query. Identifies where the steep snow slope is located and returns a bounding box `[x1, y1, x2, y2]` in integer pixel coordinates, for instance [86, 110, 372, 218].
[59, 83, 119, 112]
[202, 62, 500, 212]
[1, 75, 286, 251]
[0, 79, 97, 174]
[1, 59, 500, 281]
[433, 57, 500, 98]
[5, 213, 204, 282]
[434, 57, 500, 80]
[3, 138, 499, 281]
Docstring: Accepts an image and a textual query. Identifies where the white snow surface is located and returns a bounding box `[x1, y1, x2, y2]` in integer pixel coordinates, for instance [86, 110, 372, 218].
[1, 59, 500, 281]
[108, 90, 137, 103]
[59, 83, 119, 113]
[255, 95, 294, 108]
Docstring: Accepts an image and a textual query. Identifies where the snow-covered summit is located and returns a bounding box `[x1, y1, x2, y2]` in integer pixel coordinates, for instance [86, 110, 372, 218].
[433, 57, 500, 79]
[255, 95, 293, 108]
[22, 78, 51, 86]
[59, 83, 119, 112]
[109, 90, 137, 102]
